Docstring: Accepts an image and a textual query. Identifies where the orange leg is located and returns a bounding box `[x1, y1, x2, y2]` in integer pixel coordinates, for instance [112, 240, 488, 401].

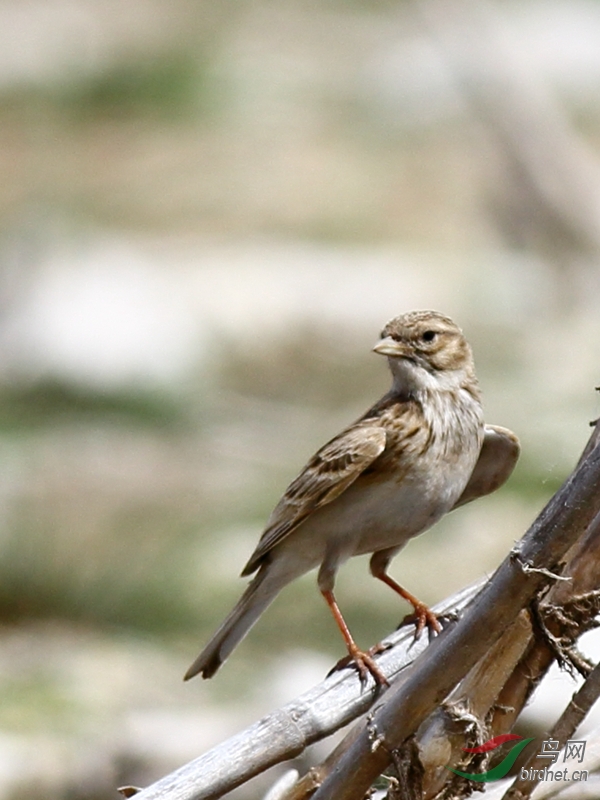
[321, 589, 389, 687]
[373, 571, 441, 638]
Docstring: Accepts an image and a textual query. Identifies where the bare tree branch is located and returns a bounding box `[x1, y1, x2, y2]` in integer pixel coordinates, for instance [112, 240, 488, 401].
[128, 583, 481, 800]
[499, 513, 600, 800]
[416, 609, 534, 798]
[286, 530, 600, 800]
[308, 421, 600, 800]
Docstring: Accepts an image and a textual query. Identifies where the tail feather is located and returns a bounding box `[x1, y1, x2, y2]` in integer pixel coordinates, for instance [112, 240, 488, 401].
[184, 564, 279, 680]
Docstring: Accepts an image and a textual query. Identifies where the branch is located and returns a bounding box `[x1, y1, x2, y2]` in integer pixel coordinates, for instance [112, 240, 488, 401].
[499, 513, 600, 800]
[296, 541, 600, 800]
[309, 422, 600, 800]
[127, 583, 481, 800]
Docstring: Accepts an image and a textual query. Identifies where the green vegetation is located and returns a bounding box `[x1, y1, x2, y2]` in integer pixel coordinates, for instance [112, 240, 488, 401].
[54, 52, 210, 121]
[0, 378, 185, 430]
[0, 50, 215, 122]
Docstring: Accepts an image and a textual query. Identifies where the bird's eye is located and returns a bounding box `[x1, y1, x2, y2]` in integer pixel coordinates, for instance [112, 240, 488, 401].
[422, 330, 437, 342]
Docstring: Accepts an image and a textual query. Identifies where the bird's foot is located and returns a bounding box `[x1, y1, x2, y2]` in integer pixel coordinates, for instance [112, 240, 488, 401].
[400, 602, 442, 639]
[329, 644, 390, 687]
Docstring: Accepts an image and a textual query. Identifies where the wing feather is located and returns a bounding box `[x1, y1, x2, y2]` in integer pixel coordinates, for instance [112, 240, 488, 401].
[241, 425, 387, 575]
[452, 424, 520, 509]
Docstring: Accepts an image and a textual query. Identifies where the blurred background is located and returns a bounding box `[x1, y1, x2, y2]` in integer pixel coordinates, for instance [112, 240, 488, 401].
[1, 0, 600, 798]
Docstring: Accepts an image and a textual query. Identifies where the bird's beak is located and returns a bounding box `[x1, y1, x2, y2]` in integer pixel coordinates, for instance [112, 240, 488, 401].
[372, 337, 411, 358]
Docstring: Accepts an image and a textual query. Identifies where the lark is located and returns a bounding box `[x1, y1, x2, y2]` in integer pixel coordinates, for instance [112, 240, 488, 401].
[185, 311, 519, 685]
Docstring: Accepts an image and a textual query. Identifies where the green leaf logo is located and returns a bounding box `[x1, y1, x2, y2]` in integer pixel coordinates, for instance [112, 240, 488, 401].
[447, 735, 535, 782]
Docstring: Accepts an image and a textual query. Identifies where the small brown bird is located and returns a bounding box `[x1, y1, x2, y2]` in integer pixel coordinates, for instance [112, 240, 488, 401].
[185, 311, 519, 685]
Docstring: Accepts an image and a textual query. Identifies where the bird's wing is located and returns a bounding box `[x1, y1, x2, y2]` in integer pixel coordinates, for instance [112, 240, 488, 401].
[241, 425, 387, 575]
[452, 424, 520, 510]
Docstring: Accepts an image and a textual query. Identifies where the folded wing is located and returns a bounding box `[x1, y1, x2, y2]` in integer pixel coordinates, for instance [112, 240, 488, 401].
[452, 424, 520, 509]
[242, 426, 387, 576]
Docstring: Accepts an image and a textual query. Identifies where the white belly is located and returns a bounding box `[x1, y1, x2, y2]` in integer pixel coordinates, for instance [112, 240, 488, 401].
[322, 454, 474, 555]
[273, 442, 479, 579]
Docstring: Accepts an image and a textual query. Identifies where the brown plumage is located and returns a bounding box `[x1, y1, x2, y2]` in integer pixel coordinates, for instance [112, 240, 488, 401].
[185, 310, 519, 685]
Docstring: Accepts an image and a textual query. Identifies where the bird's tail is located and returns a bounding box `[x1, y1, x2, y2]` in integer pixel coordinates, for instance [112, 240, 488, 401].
[184, 563, 279, 680]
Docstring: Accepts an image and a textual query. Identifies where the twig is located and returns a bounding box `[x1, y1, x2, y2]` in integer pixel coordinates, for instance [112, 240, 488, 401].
[512, 558, 571, 582]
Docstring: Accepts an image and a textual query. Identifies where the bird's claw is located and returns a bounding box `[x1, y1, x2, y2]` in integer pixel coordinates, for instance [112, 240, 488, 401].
[329, 645, 390, 687]
[400, 603, 442, 639]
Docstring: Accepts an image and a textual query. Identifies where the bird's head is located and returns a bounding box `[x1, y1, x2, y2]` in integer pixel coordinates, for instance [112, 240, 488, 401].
[373, 310, 478, 394]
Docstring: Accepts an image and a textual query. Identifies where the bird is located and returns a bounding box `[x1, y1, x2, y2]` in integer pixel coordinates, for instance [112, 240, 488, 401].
[185, 310, 519, 686]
